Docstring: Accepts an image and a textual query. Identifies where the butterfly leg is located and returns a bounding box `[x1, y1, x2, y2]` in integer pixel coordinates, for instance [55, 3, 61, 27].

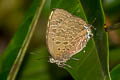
[64, 64, 72, 69]
[71, 57, 79, 61]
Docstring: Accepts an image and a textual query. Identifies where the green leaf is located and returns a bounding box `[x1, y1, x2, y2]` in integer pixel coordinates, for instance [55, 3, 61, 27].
[0, 0, 46, 80]
[17, 47, 52, 80]
[50, 0, 111, 80]
[80, 0, 111, 79]
[111, 64, 120, 80]
[103, 0, 120, 16]
[109, 48, 120, 69]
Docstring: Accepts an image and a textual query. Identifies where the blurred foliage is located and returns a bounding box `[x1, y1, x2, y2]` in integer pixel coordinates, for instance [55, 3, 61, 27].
[111, 64, 120, 80]
[103, 0, 120, 70]
[103, 0, 120, 80]
[0, 0, 120, 80]
[0, 0, 33, 53]
[110, 48, 120, 70]
[103, 0, 120, 22]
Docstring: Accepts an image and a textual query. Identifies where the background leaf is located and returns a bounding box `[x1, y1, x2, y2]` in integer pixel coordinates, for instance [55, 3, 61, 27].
[0, 0, 45, 80]
[80, 0, 111, 79]
[109, 48, 120, 80]
[111, 64, 120, 80]
[109, 48, 120, 70]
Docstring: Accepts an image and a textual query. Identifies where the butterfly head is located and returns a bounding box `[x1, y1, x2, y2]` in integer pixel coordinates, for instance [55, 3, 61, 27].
[84, 25, 93, 39]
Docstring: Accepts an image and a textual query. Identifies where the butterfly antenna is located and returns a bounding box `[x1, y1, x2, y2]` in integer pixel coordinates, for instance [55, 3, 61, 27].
[88, 18, 96, 30]
[91, 17, 96, 25]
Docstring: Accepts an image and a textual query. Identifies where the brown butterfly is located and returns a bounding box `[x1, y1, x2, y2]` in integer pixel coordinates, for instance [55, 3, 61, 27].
[46, 9, 93, 67]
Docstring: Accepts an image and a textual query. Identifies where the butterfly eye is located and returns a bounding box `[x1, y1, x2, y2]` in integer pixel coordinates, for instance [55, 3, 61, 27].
[89, 33, 93, 37]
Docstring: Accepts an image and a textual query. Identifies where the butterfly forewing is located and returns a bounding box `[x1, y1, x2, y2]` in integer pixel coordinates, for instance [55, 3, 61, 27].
[47, 9, 72, 59]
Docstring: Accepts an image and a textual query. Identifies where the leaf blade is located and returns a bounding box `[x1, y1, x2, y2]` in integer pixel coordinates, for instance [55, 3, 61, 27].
[50, 0, 111, 80]
[0, 0, 46, 80]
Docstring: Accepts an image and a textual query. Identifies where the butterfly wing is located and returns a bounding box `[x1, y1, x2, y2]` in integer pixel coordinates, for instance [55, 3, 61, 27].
[47, 9, 72, 60]
[47, 9, 91, 61]
[56, 16, 89, 59]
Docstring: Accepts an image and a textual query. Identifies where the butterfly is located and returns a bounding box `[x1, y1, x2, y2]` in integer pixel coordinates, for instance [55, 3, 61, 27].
[46, 9, 93, 67]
